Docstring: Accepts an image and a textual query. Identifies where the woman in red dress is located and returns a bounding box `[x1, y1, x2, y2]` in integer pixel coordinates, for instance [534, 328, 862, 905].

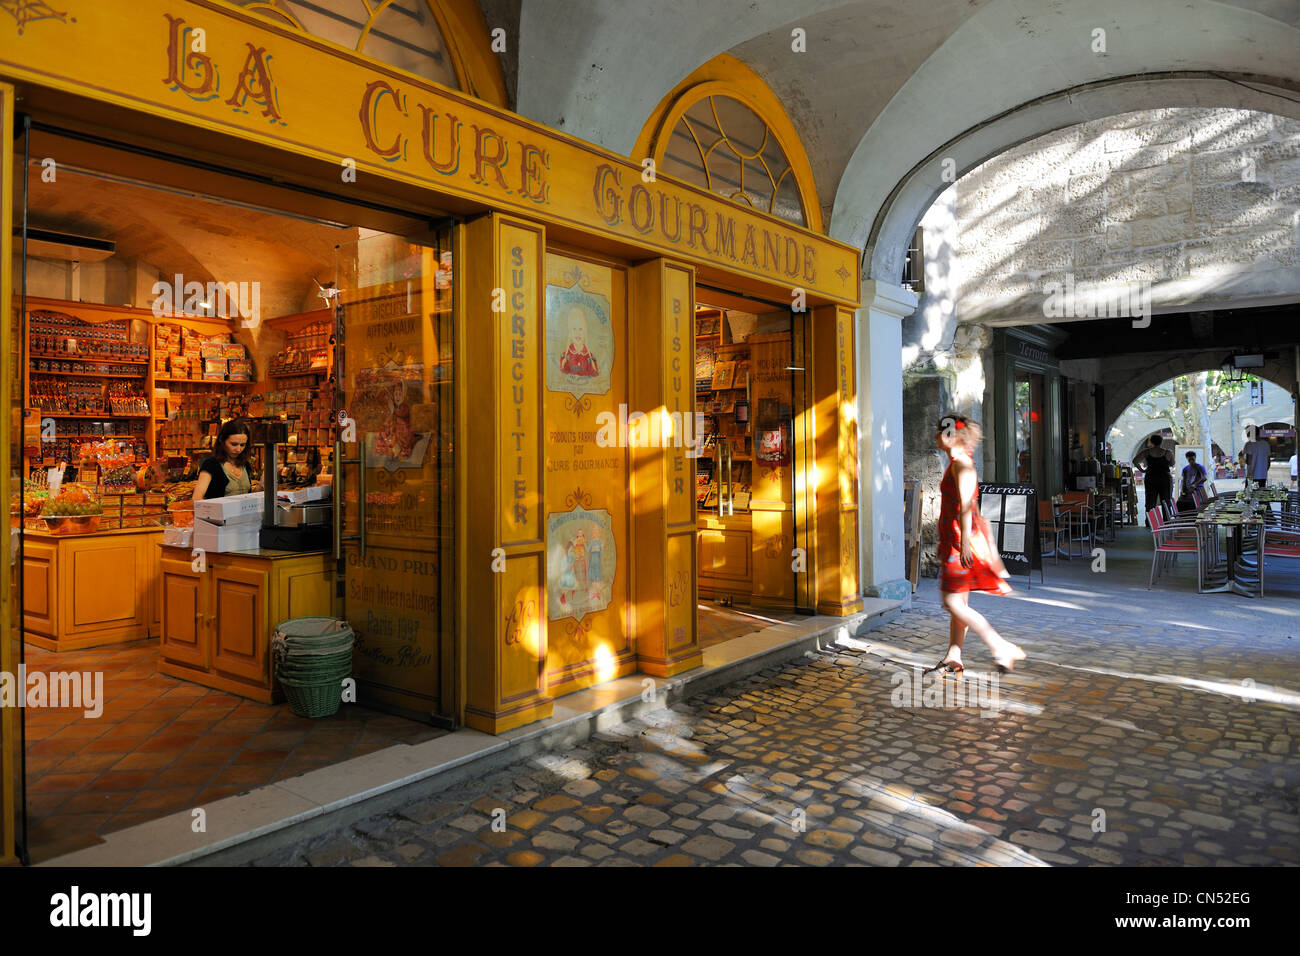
[927, 414, 1026, 675]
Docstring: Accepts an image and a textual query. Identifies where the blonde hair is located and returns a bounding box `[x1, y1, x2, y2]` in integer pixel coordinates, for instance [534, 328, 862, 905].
[938, 413, 982, 453]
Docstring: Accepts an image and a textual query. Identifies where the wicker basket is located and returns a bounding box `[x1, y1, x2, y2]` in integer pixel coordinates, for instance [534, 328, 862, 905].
[272, 617, 355, 718]
[278, 674, 348, 719]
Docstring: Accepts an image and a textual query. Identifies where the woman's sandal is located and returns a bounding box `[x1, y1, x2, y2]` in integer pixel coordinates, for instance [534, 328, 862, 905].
[923, 657, 964, 675]
[993, 644, 1027, 674]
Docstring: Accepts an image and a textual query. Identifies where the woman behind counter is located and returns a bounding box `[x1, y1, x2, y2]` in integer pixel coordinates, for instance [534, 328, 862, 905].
[192, 419, 256, 501]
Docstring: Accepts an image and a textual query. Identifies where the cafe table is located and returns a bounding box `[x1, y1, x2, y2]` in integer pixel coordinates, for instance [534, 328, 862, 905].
[1196, 505, 1263, 596]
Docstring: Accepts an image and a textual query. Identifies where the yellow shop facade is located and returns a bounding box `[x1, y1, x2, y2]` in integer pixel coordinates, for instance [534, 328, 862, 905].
[0, 0, 862, 864]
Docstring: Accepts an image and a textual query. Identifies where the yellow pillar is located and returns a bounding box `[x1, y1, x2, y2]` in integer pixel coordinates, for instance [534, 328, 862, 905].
[629, 260, 701, 676]
[461, 213, 553, 733]
[813, 305, 864, 615]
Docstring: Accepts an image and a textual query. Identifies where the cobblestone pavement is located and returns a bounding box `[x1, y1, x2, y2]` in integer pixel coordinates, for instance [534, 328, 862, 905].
[249, 601, 1300, 867]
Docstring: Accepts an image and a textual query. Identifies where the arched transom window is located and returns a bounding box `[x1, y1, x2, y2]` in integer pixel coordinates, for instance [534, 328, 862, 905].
[661, 95, 807, 228]
[235, 0, 459, 88]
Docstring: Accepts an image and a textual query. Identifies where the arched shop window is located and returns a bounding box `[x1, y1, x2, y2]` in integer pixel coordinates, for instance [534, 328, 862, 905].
[662, 95, 808, 227]
[637, 56, 822, 233]
[235, 0, 498, 97]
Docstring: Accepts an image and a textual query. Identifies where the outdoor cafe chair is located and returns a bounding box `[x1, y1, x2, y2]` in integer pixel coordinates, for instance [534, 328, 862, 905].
[1050, 497, 1084, 558]
[1147, 506, 1201, 589]
[1060, 491, 1097, 552]
[1260, 524, 1300, 598]
[1039, 500, 1068, 565]
[1089, 488, 1117, 541]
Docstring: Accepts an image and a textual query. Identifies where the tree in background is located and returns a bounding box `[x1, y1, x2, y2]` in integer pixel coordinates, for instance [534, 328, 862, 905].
[1126, 372, 1250, 450]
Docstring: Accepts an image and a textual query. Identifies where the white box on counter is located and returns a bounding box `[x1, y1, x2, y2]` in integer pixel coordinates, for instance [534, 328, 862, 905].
[163, 527, 192, 548]
[192, 523, 261, 553]
[193, 509, 262, 528]
[194, 491, 264, 524]
[275, 483, 331, 504]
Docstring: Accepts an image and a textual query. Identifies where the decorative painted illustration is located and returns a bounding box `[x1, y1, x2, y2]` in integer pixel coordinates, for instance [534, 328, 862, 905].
[352, 363, 431, 470]
[545, 277, 613, 399]
[2, 0, 69, 35]
[547, 505, 617, 622]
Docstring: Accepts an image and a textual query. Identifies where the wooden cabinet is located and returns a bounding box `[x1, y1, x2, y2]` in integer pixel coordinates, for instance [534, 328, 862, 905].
[23, 528, 163, 651]
[158, 545, 337, 702]
[697, 513, 752, 601]
[211, 563, 269, 686]
[159, 553, 205, 668]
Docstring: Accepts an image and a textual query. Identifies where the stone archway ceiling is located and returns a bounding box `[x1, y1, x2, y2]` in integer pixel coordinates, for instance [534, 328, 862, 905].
[725, 0, 994, 232]
[830, 0, 1300, 280]
[511, 0, 1300, 285]
[514, 0, 851, 149]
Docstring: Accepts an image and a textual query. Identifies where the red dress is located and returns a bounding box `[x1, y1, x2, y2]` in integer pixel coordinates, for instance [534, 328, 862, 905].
[936, 462, 1012, 595]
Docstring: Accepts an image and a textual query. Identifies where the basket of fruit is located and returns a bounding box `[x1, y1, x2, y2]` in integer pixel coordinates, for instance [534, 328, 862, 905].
[40, 484, 103, 535]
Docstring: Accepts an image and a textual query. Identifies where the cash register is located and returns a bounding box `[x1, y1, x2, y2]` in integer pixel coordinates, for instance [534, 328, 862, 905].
[248, 419, 333, 552]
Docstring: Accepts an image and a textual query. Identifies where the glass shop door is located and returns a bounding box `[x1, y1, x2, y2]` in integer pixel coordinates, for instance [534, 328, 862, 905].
[333, 226, 456, 725]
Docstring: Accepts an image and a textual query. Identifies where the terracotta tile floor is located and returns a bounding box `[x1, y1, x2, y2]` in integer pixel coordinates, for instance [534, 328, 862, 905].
[18, 606, 797, 861]
[696, 602, 802, 648]
[18, 640, 445, 863]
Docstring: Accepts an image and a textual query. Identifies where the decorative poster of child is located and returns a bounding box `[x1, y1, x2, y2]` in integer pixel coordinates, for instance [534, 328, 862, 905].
[546, 506, 617, 622]
[544, 282, 613, 399]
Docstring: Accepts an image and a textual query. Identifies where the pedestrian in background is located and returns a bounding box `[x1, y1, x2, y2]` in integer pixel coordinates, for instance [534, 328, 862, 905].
[925, 414, 1025, 676]
[1177, 450, 1207, 513]
[1140, 434, 1174, 515]
[1241, 426, 1271, 490]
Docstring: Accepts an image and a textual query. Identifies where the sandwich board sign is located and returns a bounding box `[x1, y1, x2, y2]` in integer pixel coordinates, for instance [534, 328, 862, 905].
[978, 482, 1042, 588]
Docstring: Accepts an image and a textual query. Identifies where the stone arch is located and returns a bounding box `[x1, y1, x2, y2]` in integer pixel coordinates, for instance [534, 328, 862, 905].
[826, 0, 1300, 280]
[1102, 357, 1296, 441]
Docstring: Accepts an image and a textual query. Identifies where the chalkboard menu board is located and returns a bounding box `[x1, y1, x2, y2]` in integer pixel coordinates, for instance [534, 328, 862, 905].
[978, 483, 1042, 588]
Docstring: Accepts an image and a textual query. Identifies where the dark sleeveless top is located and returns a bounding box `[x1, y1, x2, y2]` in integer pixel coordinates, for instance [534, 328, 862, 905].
[1146, 450, 1172, 483]
[199, 457, 253, 499]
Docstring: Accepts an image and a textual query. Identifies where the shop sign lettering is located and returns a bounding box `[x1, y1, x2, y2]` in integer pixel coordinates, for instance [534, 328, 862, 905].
[359, 80, 549, 203]
[508, 245, 529, 525]
[593, 165, 818, 283]
[669, 295, 687, 494]
[163, 15, 285, 125]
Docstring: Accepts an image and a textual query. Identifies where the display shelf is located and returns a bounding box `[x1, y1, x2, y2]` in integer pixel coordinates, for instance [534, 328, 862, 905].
[38, 412, 151, 419]
[155, 377, 252, 386]
[29, 353, 149, 365]
[31, 369, 147, 379]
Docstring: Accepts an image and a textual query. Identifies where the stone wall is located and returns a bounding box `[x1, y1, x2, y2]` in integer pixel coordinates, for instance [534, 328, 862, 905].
[954, 107, 1300, 321]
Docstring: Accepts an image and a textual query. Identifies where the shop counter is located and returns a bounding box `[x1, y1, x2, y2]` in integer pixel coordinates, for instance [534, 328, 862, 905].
[157, 544, 339, 703]
[23, 526, 164, 651]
